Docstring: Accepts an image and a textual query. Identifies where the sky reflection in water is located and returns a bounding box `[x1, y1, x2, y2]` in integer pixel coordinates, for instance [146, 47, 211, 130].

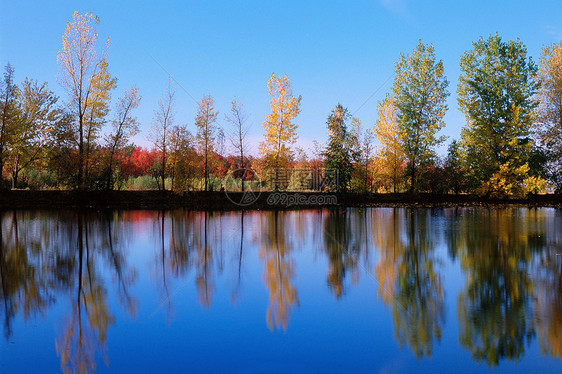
[0, 208, 561, 373]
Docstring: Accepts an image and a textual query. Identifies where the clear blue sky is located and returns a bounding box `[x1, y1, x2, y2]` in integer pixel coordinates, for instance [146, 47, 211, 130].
[1, 0, 561, 156]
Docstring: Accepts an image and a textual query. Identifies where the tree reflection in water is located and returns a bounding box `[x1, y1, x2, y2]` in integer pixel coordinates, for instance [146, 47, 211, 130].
[0, 211, 53, 339]
[322, 209, 362, 298]
[449, 208, 544, 366]
[160, 210, 219, 310]
[373, 208, 445, 359]
[1, 208, 561, 372]
[195, 211, 216, 308]
[533, 210, 562, 358]
[0, 211, 137, 374]
[231, 210, 245, 305]
[258, 211, 299, 331]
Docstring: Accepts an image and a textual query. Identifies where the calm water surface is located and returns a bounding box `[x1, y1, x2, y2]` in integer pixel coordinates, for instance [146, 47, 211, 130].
[0, 208, 561, 373]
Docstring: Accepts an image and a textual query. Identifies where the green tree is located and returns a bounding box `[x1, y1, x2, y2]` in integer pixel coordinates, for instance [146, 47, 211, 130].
[392, 41, 449, 192]
[8, 79, 59, 188]
[458, 34, 540, 196]
[44, 112, 76, 187]
[323, 104, 357, 193]
[443, 140, 466, 194]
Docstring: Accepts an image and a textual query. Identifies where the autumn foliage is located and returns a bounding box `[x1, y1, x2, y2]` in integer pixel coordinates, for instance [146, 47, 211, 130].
[0, 13, 560, 197]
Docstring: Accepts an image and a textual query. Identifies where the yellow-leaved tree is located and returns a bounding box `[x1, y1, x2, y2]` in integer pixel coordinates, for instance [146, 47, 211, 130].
[195, 95, 218, 192]
[373, 96, 406, 192]
[259, 73, 301, 176]
[57, 12, 115, 189]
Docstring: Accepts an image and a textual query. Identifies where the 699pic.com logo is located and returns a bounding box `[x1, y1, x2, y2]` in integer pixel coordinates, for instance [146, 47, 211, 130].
[223, 168, 263, 206]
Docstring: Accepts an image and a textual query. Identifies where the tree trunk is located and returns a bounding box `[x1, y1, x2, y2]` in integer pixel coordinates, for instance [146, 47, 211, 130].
[161, 147, 166, 191]
[240, 152, 245, 193]
[204, 149, 208, 192]
[11, 169, 18, 189]
[106, 154, 114, 191]
[78, 115, 84, 190]
[410, 159, 416, 193]
[0, 154, 4, 189]
[1, 88, 10, 189]
[204, 130, 209, 192]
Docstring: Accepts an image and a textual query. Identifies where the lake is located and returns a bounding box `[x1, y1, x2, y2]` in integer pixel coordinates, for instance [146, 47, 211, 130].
[1, 208, 561, 373]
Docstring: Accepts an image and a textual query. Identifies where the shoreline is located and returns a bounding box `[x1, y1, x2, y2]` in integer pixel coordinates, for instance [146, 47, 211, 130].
[1, 190, 562, 210]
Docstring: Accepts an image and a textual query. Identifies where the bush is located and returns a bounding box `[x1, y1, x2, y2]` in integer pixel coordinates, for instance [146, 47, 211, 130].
[20, 169, 59, 190]
[127, 175, 160, 190]
[479, 162, 549, 198]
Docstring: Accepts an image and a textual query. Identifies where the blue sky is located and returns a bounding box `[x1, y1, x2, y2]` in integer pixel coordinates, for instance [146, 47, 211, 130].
[1, 0, 561, 156]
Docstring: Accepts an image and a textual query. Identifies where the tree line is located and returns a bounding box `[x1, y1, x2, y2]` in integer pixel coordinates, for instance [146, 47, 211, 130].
[1, 12, 562, 196]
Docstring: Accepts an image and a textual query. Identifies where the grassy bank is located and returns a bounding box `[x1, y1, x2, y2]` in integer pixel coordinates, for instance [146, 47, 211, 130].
[1, 190, 562, 210]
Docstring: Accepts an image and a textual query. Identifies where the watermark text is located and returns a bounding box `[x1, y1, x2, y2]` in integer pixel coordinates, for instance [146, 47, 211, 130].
[266, 192, 337, 206]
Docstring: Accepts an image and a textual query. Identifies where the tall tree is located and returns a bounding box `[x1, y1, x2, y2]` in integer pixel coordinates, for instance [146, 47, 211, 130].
[83, 60, 116, 187]
[225, 98, 250, 191]
[103, 86, 141, 190]
[0, 64, 18, 189]
[323, 104, 357, 193]
[259, 73, 301, 172]
[195, 95, 218, 192]
[458, 34, 540, 196]
[392, 41, 449, 192]
[537, 42, 562, 191]
[9, 79, 59, 188]
[149, 81, 175, 191]
[374, 96, 406, 192]
[57, 11, 114, 189]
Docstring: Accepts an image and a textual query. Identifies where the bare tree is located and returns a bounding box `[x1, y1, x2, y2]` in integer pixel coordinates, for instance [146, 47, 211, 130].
[149, 81, 175, 191]
[104, 86, 141, 189]
[225, 98, 250, 191]
[361, 128, 375, 192]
